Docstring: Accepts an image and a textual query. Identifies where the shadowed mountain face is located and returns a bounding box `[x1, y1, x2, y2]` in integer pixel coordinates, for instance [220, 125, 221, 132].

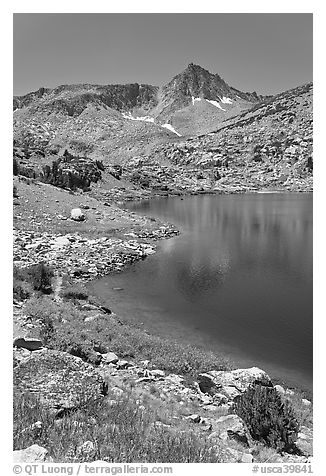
[14, 83, 159, 116]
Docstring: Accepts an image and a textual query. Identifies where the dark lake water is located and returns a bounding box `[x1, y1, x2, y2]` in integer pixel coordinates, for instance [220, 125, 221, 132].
[89, 193, 313, 390]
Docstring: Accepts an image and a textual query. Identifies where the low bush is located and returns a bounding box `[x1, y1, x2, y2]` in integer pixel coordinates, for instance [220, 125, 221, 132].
[13, 263, 54, 297]
[62, 283, 89, 301]
[13, 263, 54, 294]
[234, 384, 299, 452]
[13, 280, 33, 301]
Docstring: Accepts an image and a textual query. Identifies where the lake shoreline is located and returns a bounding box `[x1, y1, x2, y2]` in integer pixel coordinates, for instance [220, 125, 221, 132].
[88, 192, 313, 397]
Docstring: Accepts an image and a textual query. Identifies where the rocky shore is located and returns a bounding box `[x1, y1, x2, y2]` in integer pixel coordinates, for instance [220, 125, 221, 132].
[13, 226, 178, 283]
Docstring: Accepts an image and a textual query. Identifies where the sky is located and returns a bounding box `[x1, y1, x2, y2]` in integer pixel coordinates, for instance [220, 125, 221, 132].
[13, 13, 313, 96]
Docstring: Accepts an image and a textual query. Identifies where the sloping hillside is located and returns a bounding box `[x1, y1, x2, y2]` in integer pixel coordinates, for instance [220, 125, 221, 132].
[149, 83, 313, 192]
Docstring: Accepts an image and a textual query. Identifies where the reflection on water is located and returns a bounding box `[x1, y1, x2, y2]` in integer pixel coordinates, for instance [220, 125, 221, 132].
[90, 194, 312, 389]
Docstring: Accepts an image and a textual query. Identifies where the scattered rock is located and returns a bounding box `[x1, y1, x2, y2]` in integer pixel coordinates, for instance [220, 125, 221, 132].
[274, 384, 286, 394]
[296, 426, 313, 456]
[13, 347, 31, 366]
[70, 208, 85, 221]
[302, 398, 312, 406]
[150, 369, 165, 378]
[102, 352, 119, 365]
[14, 349, 106, 416]
[76, 440, 96, 459]
[241, 453, 254, 463]
[198, 367, 272, 400]
[13, 337, 43, 351]
[116, 360, 131, 369]
[185, 414, 201, 423]
[13, 444, 52, 463]
[211, 414, 250, 445]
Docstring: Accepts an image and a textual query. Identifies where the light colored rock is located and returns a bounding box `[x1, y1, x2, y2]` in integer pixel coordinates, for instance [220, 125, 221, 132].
[198, 367, 272, 400]
[102, 352, 119, 365]
[185, 414, 201, 423]
[274, 384, 286, 394]
[70, 208, 85, 221]
[82, 303, 100, 311]
[14, 349, 106, 416]
[302, 398, 312, 406]
[212, 414, 250, 445]
[116, 359, 131, 369]
[21, 421, 42, 434]
[296, 426, 313, 456]
[200, 394, 212, 405]
[111, 387, 124, 397]
[13, 444, 52, 463]
[213, 393, 229, 405]
[77, 440, 96, 458]
[13, 337, 43, 351]
[84, 313, 102, 323]
[151, 369, 165, 378]
[141, 360, 150, 368]
[13, 347, 31, 366]
[52, 236, 70, 248]
[285, 389, 295, 396]
[241, 453, 254, 463]
[164, 374, 185, 385]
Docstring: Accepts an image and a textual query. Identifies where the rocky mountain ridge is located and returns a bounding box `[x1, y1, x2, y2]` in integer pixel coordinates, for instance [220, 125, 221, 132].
[14, 63, 268, 137]
[145, 82, 313, 193]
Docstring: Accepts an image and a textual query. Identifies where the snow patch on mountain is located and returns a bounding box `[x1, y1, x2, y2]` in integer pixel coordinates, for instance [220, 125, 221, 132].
[191, 96, 202, 105]
[122, 111, 181, 136]
[122, 112, 154, 123]
[205, 99, 226, 111]
[221, 97, 233, 104]
[161, 123, 182, 136]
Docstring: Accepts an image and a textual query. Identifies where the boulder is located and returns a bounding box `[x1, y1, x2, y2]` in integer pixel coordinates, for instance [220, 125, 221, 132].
[185, 414, 201, 423]
[150, 369, 165, 378]
[211, 414, 251, 445]
[274, 384, 286, 394]
[296, 426, 313, 456]
[241, 453, 254, 463]
[302, 398, 312, 406]
[198, 367, 272, 400]
[13, 347, 31, 367]
[102, 352, 119, 365]
[116, 359, 131, 369]
[13, 444, 52, 463]
[70, 208, 85, 221]
[76, 440, 96, 459]
[14, 349, 106, 416]
[52, 236, 70, 248]
[13, 337, 43, 351]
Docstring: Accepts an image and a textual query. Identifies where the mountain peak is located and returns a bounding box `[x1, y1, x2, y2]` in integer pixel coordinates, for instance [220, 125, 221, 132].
[185, 62, 207, 71]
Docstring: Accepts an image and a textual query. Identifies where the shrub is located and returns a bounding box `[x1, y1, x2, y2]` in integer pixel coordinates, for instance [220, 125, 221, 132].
[62, 283, 89, 301]
[13, 280, 33, 301]
[14, 263, 54, 294]
[234, 384, 299, 452]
